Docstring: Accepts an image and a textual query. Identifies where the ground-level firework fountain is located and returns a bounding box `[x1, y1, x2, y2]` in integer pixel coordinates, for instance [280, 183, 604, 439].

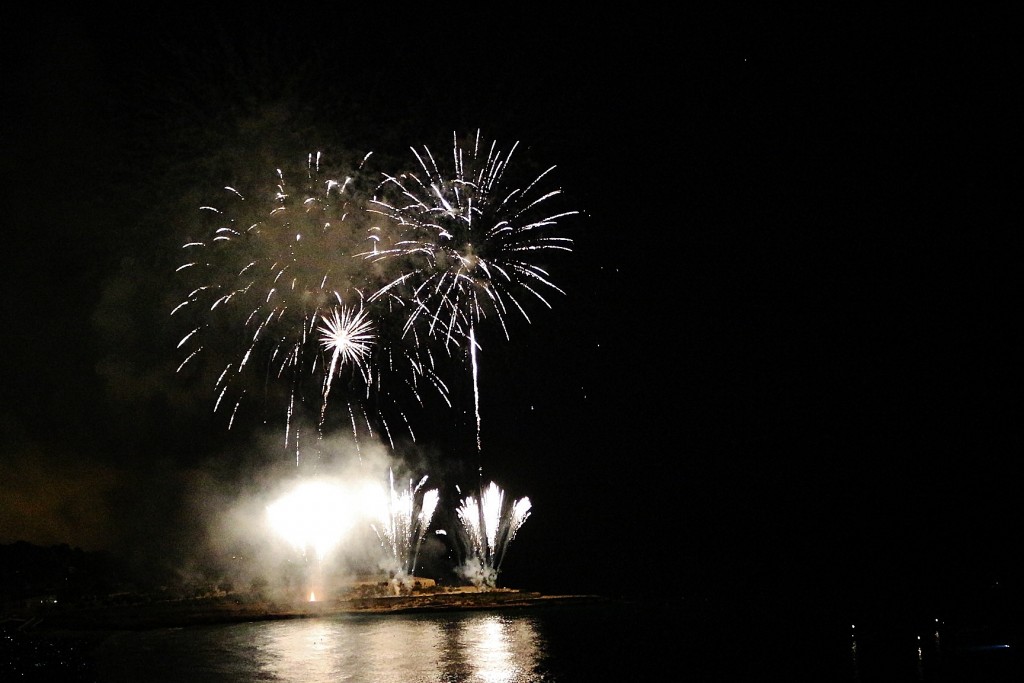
[454, 481, 532, 589]
[370, 469, 439, 593]
[262, 466, 530, 598]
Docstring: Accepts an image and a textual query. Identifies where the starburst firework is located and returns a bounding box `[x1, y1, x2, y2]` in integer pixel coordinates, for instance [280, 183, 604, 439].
[363, 130, 578, 453]
[365, 130, 576, 345]
[317, 303, 374, 404]
[169, 134, 577, 592]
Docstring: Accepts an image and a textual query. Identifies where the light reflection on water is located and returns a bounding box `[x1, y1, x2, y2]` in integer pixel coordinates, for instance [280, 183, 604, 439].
[96, 611, 545, 683]
[89, 599, 1019, 681]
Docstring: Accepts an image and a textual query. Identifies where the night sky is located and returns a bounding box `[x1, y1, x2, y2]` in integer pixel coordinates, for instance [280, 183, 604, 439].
[2, 9, 1017, 618]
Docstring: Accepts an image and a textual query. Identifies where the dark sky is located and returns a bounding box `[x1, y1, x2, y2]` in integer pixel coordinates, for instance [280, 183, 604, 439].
[1, 8, 1017, 615]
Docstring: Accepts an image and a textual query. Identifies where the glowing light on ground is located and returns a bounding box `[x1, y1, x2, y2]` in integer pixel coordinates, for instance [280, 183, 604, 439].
[266, 478, 359, 560]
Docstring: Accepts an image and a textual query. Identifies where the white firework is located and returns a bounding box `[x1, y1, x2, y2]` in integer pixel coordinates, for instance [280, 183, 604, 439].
[363, 130, 578, 453]
[173, 151, 449, 453]
[454, 481, 532, 589]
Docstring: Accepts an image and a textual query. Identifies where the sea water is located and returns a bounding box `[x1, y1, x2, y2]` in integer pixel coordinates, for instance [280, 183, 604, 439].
[62, 598, 1024, 682]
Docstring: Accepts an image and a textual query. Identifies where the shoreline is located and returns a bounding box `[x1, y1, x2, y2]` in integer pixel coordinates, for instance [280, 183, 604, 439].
[9, 588, 608, 633]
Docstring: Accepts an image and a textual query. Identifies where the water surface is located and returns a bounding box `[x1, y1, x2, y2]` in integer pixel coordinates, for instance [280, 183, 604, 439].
[85, 599, 1021, 682]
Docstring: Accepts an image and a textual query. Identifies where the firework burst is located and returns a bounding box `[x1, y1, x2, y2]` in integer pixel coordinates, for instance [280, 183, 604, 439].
[316, 304, 374, 412]
[365, 130, 577, 344]
[172, 151, 447, 456]
[363, 130, 578, 453]
[266, 478, 357, 562]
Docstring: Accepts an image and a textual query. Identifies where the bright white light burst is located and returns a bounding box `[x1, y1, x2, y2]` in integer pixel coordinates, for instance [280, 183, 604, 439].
[267, 479, 358, 560]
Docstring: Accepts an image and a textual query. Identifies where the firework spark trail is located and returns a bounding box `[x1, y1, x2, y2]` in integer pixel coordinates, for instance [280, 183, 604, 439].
[172, 151, 449, 456]
[363, 130, 573, 568]
[363, 130, 578, 459]
[455, 481, 532, 589]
